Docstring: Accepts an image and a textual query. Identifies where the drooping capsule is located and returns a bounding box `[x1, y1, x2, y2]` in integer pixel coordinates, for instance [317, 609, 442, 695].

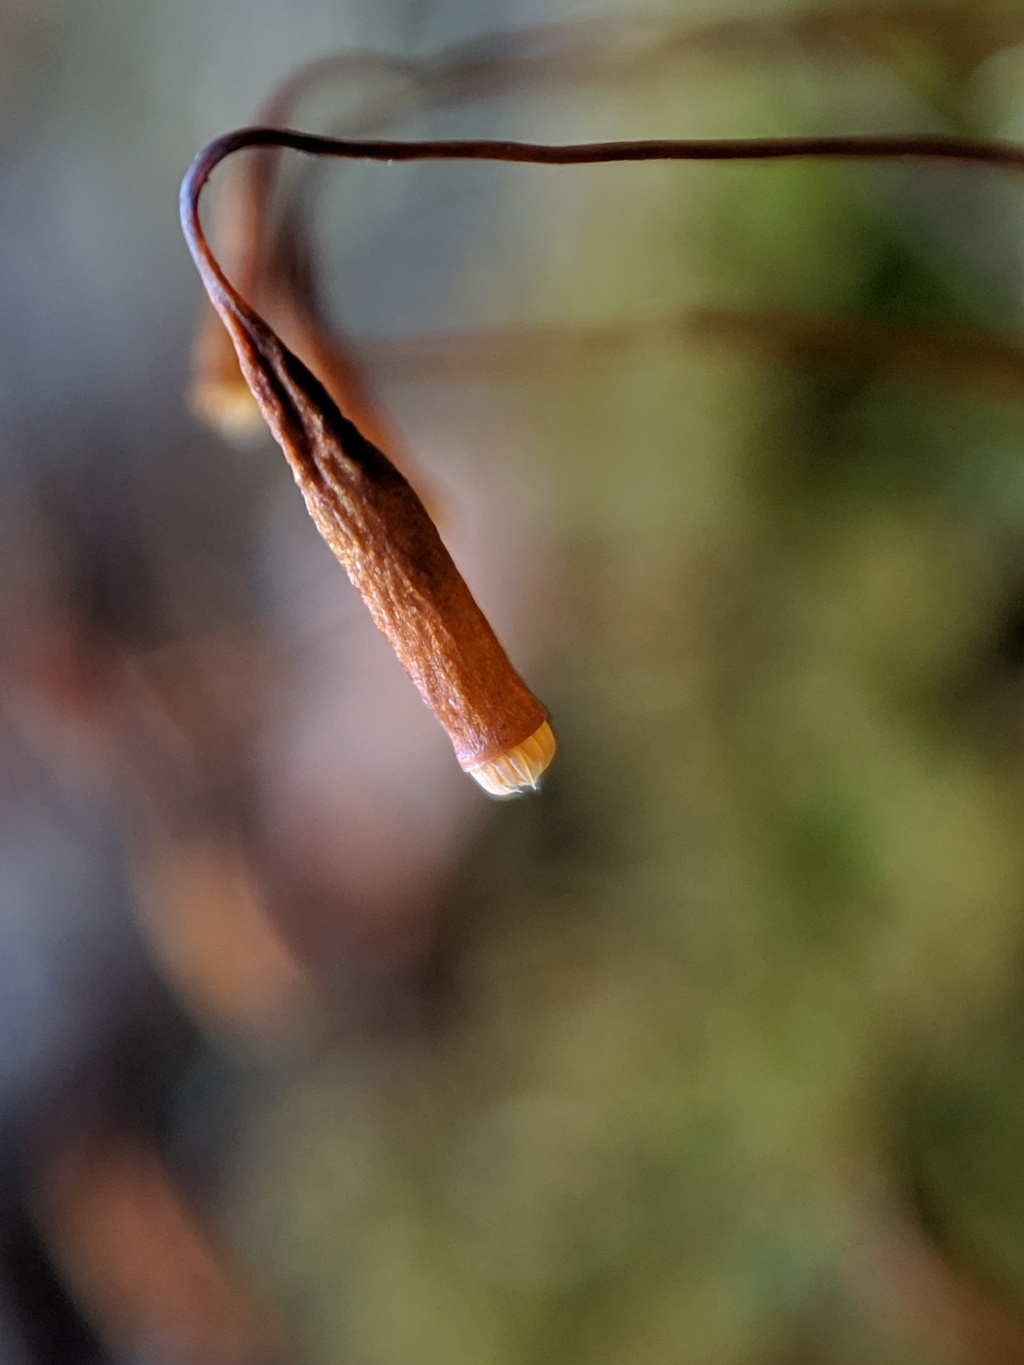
[181, 149, 554, 795]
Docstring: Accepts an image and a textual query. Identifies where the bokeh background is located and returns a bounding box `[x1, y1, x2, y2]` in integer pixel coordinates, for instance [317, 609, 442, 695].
[5, 2, 1024, 1362]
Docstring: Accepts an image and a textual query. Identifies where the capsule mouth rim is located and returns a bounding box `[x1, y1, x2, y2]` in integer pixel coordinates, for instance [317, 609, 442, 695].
[465, 721, 556, 798]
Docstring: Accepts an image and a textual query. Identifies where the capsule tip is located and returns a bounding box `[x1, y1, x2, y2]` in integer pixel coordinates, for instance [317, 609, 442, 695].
[467, 721, 557, 798]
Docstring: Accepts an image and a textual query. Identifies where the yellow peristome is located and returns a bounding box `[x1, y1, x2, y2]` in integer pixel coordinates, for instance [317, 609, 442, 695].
[189, 379, 265, 444]
[467, 721, 556, 798]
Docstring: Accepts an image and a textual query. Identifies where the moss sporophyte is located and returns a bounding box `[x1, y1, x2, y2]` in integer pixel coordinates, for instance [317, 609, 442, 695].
[180, 127, 1024, 795]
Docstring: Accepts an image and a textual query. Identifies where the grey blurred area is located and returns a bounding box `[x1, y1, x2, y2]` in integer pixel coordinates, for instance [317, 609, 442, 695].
[0, 3, 485, 1360]
[6, 2, 1024, 1364]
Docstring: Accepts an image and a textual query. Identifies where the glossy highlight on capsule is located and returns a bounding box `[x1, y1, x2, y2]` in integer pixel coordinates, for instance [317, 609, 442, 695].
[467, 721, 557, 798]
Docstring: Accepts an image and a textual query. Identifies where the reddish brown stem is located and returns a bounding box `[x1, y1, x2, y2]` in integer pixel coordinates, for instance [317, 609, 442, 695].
[182, 129, 1024, 207]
